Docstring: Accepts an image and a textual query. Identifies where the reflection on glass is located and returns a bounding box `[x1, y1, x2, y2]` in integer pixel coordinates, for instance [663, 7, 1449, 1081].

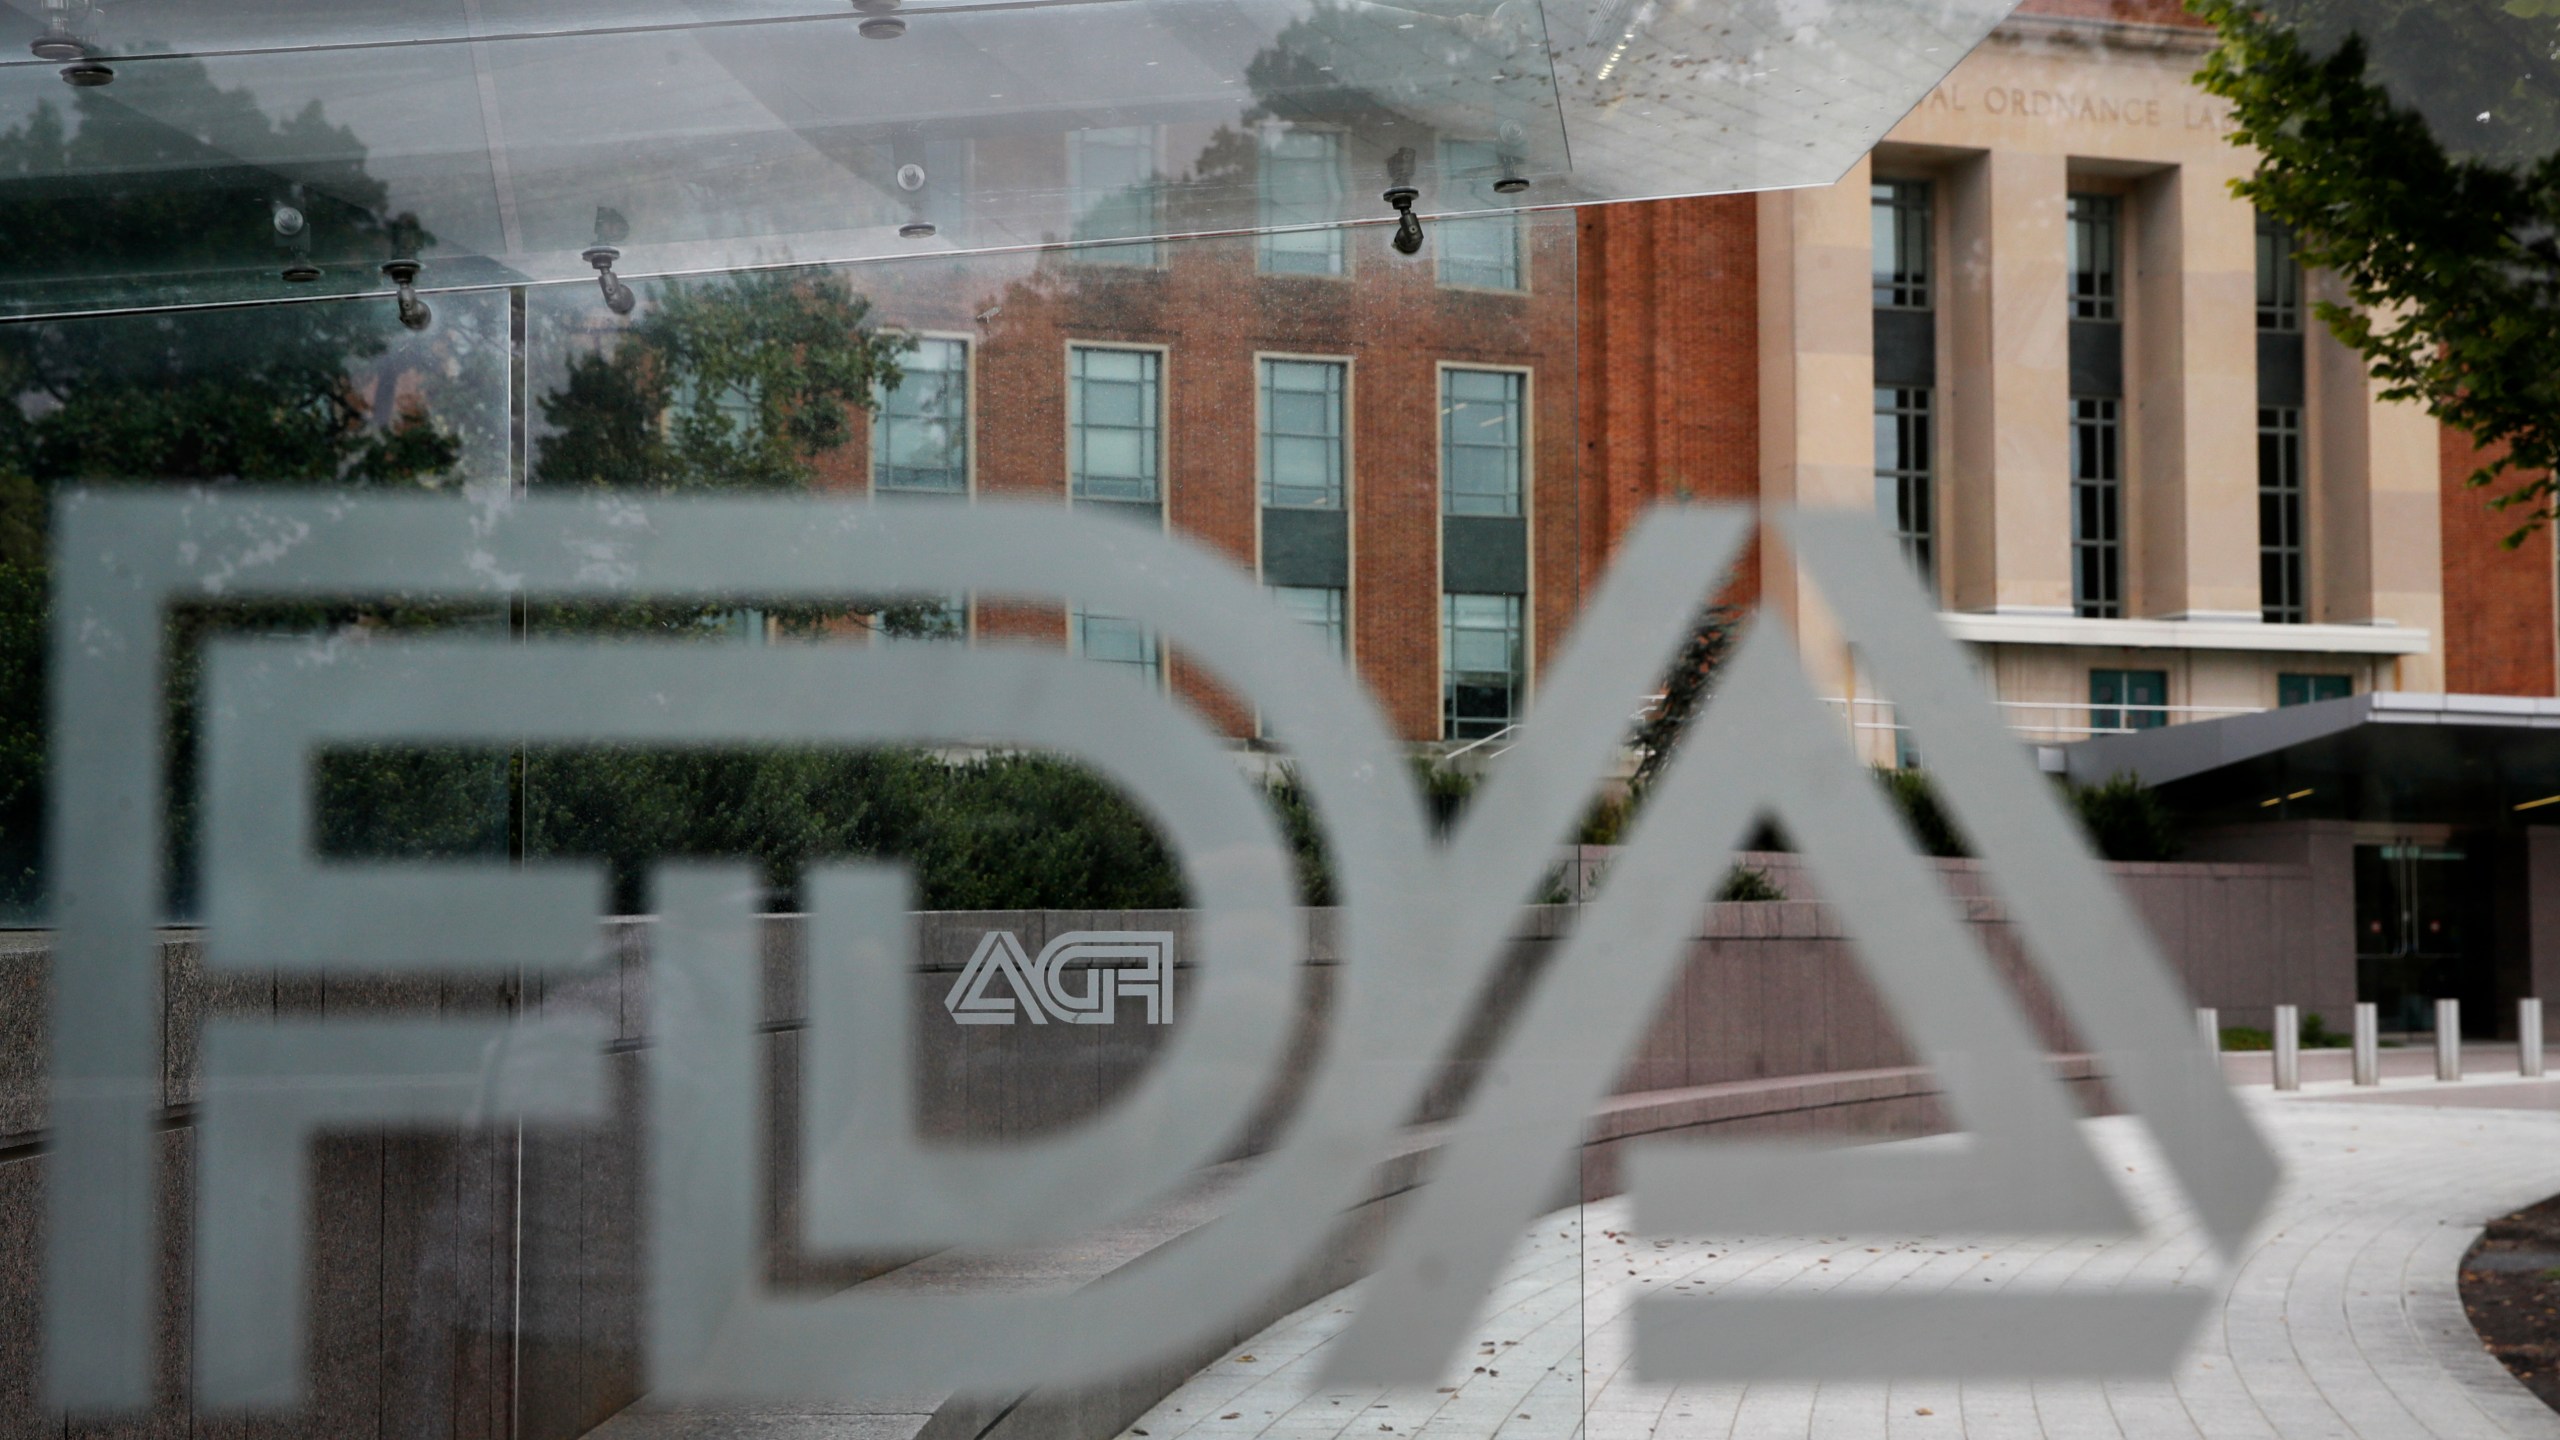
[0, 290, 508, 920]
[1070, 345, 1163, 503]
[875, 336, 970, 494]
[1074, 608, 1163, 685]
[1437, 138, 1524, 292]
[1443, 591, 1522, 739]
[1272, 583, 1347, 656]
[1071, 126, 1167, 267]
[1261, 129, 1348, 276]
[1261, 358, 1347, 509]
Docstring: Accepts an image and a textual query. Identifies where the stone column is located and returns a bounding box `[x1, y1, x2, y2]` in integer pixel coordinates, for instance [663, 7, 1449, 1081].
[1944, 147, 2070, 616]
[1757, 158, 1875, 746]
[2128, 163, 2257, 621]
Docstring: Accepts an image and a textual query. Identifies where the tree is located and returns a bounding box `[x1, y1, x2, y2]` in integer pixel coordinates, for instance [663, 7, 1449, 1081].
[534, 269, 910, 494]
[2193, 0, 2560, 541]
[1628, 604, 1744, 789]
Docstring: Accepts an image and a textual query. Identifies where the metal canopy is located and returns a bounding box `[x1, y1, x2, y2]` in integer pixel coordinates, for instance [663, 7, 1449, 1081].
[2064, 693, 2560, 826]
[0, 0, 2020, 317]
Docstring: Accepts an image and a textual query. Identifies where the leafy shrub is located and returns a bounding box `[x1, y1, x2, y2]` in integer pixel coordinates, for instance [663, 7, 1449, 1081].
[1715, 865, 1785, 902]
[1877, 768, 1968, 858]
[2065, 773, 2183, 862]
[2220, 1026, 2274, 1052]
[1411, 756, 1477, 835]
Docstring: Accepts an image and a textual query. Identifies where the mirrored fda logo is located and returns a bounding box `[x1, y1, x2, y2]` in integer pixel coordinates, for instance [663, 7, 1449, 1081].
[946, 930, 1175, 1025]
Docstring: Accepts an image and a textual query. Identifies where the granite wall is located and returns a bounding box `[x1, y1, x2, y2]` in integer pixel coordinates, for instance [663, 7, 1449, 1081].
[0, 850, 2322, 1438]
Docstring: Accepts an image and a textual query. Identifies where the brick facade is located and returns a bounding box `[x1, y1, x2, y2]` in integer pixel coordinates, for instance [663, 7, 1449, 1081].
[1575, 196, 1762, 607]
[2438, 430, 2558, 696]
[836, 212, 1581, 744]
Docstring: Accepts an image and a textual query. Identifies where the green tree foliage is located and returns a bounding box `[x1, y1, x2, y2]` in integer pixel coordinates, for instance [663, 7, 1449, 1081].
[2193, 0, 2560, 539]
[534, 270, 909, 494]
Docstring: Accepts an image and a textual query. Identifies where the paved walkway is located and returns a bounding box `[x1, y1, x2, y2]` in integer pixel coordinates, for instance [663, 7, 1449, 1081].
[1124, 1075, 2560, 1439]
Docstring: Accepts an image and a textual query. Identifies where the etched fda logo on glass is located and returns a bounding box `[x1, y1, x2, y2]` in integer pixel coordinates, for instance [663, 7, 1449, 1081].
[40, 492, 2275, 1415]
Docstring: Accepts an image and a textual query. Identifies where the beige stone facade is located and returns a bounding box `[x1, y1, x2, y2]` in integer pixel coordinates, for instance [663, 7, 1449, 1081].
[1760, 13, 2440, 758]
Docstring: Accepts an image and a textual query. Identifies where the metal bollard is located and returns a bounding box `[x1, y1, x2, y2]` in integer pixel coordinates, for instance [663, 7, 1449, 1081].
[2523, 998, 2545, 1079]
[2273, 1004, 2301, 1091]
[2436, 998, 2462, 1081]
[2353, 1002, 2380, 1087]
[2197, 1007, 2220, 1054]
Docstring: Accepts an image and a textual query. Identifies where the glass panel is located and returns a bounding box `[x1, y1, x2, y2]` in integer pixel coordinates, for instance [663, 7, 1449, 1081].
[0, 0, 2020, 319]
[1438, 137, 1524, 291]
[1070, 345, 1161, 501]
[1260, 129, 1347, 276]
[1871, 178, 1931, 310]
[1261, 358, 1346, 509]
[1442, 367, 1525, 517]
[875, 335, 970, 494]
[2068, 192, 2119, 323]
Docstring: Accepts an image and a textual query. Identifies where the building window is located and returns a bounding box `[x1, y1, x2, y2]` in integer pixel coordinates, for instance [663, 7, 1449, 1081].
[872, 336, 967, 494]
[1442, 592, 1523, 739]
[1436, 138, 1524, 291]
[1260, 130, 1345, 276]
[1871, 179, 1931, 309]
[2257, 212, 2302, 332]
[2089, 668, 2167, 733]
[2260, 405, 2305, 623]
[2067, 193, 2119, 322]
[1069, 127, 1162, 266]
[1074, 608, 1159, 684]
[1272, 584, 1346, 656]
[1442, 368, 1524, 517]
[2278, 673, 2351, 707]
[1069, 346, 1160, 503]
[1874, 387, 1934, 580]
[2072, 396, 2122, 618]
[1261, 359, 1345, 509]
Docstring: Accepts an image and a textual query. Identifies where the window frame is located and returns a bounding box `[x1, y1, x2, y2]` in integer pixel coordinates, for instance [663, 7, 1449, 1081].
[1441, 590, 1525, 740]
[2088, 667, 2169, 734]
[870, 332, 974, 497]
[1434, 137, 1528, 293]
[2067, 192, 2121, 323]
[1438, 363, 1531, 519]
[1257, 353, 1351, 511]
[1258, 126, 1349, 278]
[1070, 606, 1163, 688]
[1066, 125, 1166, 268]
[2256, 211, 2303, 333]
[1874, 385, 1935, 582]
[1067, 341, 1168, 508]
[1871, 178, 1933, 311]
[2259, 404, 2306, 624]
[1270, 583, 1348, 658]
[2071, 394, 2123, 619]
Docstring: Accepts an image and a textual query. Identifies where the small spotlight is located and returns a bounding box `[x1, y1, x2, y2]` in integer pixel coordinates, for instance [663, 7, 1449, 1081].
[271, 202, 306, 237]
[59, 60, 112, 86]
[29, 29, 83, 60]
[899, 221, 937, 239]
[381, 259, 432, 331]
[859, 16, 905, 37]
[1384, 185, 1424, 256]
[582, 245, 636, 315]
[1492, 176, 1530, 194]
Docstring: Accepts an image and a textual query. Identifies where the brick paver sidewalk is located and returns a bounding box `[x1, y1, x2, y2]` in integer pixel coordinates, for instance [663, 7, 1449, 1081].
[1125, 1084, 2560, 1439]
